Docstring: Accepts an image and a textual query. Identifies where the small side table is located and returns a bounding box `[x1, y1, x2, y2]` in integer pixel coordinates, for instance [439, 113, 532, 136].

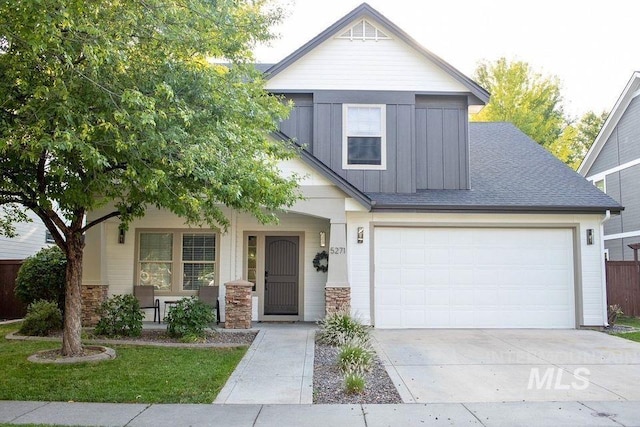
[163, 300, 179, 321]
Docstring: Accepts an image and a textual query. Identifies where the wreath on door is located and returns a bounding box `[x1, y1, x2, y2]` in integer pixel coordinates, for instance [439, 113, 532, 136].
[313, 251, 329, 272]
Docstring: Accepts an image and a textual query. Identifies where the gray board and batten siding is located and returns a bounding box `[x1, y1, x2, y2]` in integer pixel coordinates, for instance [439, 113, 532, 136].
[585, 96, 640, 260]
[276, 91, 470, 194]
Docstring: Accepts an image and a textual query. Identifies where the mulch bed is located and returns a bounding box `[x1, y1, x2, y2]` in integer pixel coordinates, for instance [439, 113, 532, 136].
[10, 329, 257, 347]
[313, 339, 402, 404]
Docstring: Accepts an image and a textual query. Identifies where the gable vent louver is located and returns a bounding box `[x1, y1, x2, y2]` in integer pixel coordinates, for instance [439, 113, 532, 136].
[338, 19, 390, 41]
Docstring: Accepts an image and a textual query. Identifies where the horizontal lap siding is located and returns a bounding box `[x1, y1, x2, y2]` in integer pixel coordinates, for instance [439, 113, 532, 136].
[588, 97, 640, 260]
[265, 33, 469, 92]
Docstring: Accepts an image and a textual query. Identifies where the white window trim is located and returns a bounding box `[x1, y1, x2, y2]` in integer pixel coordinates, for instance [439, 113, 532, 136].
[603, 229, 640, 241]
[587, 157, 640, 182]
[135, 229, 219, 295]
[342, 104, 387, 170]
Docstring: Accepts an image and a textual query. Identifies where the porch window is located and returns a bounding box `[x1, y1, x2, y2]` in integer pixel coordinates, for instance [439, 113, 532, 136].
[182, 233, 216, 291]
[137, 230, 217, 294]
[342, 104, 386, 170]
[247, 235, 257, 292]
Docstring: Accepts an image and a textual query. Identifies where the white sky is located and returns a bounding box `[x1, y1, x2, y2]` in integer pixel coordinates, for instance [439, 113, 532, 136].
[254, 0, 640, 119]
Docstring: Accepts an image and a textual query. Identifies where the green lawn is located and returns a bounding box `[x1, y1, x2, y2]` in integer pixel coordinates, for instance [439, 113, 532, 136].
[614, 331, 640, 343]
[616, 315, 640, 329]
[0, 323, 246, 403]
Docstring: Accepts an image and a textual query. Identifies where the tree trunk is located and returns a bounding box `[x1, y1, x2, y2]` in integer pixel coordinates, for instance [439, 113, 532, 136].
[61, 233, 85, 356]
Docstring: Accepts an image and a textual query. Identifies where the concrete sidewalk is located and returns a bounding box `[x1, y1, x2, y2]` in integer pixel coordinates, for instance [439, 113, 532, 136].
[2, 400, 640, 426]
[213, 322, 316, 404]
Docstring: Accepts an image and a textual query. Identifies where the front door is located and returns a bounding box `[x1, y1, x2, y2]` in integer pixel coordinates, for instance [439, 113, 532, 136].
[264, 236, 299, 315]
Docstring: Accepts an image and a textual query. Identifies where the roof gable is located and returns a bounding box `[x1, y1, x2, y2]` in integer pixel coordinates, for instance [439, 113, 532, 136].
[264, 3, 488, 104]
[579, 71, 640, 176]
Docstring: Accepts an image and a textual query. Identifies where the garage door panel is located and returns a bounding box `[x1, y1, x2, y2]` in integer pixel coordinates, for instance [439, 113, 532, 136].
[374, 227, 575, 329]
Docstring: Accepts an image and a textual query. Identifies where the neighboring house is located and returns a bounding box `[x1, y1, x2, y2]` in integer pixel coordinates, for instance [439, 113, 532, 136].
[83, 3, 621, 328]
[579, 71, 640, 261]
[0, 209, 54, 260]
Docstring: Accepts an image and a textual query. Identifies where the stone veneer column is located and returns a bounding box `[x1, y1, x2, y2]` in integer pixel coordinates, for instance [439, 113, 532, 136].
[224, 280, 253, 329]
[81, 284, 108, 326]
[325, 221, 351, 315]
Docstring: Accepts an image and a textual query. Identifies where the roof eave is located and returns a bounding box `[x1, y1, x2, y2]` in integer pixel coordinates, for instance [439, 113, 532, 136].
[271, 131, 372, 209]
[370, 204, 623, 215]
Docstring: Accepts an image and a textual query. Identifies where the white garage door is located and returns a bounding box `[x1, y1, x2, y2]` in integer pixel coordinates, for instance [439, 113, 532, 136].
[374, 227, 575, 328]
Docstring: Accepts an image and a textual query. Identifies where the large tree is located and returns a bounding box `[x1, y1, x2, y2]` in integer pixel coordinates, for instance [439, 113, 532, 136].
[471, 58, 565, 149]
[0, 0, 300, 356]
[548, 111, 608, 170]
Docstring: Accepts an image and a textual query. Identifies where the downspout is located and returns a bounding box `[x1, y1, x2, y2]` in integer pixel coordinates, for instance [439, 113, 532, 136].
[600, 210, 611, 326]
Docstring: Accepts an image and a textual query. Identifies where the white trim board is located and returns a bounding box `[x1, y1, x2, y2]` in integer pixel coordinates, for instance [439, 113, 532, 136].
[604, 230, 640, 241]
[587, 157, 640, 182]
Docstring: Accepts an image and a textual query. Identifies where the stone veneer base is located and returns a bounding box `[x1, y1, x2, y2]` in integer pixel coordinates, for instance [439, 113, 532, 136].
[325, 287, 351, 315]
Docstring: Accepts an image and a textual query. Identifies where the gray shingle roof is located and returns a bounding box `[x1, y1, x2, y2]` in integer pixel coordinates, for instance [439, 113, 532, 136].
[367, 122, 623, 213]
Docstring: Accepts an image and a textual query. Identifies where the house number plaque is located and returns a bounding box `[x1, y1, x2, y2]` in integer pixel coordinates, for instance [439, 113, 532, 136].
[329, 247, 346, 254]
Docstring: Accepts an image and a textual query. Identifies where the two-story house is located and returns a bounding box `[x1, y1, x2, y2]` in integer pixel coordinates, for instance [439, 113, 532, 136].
[579, 71, 640, 261]
[82, 3, 621, 328]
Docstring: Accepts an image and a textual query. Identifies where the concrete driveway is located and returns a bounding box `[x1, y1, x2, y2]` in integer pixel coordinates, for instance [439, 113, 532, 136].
[372, 329, 640, 404]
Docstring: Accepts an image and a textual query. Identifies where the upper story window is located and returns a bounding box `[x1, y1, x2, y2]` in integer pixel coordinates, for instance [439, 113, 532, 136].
[342, 104, 386, 170]
[594, 178, 606, 192]
[337, 19, 390, 41]
[137, 230, 217, 294]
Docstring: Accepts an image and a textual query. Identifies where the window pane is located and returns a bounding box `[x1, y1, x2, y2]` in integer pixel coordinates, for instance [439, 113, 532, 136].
[139, 262, 172, 290]
[347, 107, 381, 136]
[595, 179, 605, 191]
[182, 233, 215, 261]
[183, 263, 215, 291]
[348, 137, 382, 165]
[364, 21, 376, 38]
[140, 233, 173, 261]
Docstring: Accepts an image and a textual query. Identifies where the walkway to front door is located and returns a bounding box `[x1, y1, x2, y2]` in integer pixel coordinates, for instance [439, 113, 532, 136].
[214, 323, 316, 404]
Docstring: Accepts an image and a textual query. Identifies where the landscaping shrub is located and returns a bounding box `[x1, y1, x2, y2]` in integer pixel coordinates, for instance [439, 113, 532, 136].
[344, 372, 366, 394]
[337, 339, 373, 374]
[15, 246, 66, 312]
[95, 294, 143, 337]
[19, 300, 62, 336]
[165, 297, 215, 339]
[317, 309, 369, 346]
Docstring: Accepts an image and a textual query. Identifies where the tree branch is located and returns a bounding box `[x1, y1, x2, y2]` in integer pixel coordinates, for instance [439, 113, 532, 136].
[81, 210, 121, 233]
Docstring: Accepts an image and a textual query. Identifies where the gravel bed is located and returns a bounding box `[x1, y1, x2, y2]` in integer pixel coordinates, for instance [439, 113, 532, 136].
[604, 324, 639, 334]
[313, 339, 402, 404]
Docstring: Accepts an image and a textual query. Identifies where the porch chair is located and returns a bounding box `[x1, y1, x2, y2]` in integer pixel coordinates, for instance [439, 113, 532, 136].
[134, 285, 161, 324]
[198, 286, 220, 325]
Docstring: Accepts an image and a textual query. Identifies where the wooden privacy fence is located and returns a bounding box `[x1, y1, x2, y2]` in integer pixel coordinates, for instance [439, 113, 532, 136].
[606, 261, 640, 317]
[0, 260, 26, 320]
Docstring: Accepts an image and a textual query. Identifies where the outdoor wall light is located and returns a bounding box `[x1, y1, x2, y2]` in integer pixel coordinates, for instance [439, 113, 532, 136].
[357, 227, 364, 244]
[319, 231, 326, 247]
[118, 228, 126, 244]
[586, 229, 594, 245]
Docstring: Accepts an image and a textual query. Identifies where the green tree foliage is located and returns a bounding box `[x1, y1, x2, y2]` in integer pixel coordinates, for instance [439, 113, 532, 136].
[0, 0, 299, 355]
[548, 111, 608, 170]
[471, 58, 565, 149]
